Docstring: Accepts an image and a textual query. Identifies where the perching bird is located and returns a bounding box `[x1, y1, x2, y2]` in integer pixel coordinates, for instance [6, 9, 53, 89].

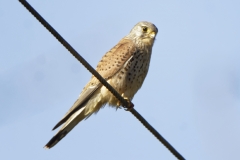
[45, 21, 158, 149]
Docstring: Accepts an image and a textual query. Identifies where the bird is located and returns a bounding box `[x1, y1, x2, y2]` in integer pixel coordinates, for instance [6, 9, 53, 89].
[45, 21, 158, 149]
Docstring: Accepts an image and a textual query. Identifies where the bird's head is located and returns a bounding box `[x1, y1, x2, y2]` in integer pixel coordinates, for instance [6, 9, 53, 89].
[127, 21, 158, 45]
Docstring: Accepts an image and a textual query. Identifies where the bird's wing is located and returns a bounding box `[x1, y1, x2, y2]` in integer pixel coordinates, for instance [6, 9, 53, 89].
[95, 38, 136, 80]
[52, 38, 136, 130]
[52, 84, 101, 130]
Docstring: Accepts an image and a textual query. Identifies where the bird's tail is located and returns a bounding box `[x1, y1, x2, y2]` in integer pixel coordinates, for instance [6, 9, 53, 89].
[44, 107, 87, 149]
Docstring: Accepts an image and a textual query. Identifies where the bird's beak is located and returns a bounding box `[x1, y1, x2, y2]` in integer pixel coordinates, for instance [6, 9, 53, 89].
[149, 31, 156, 38]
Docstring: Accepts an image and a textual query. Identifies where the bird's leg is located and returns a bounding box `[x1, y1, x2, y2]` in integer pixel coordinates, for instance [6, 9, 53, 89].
[117, 93, 134, 111]
[123, 97, 134, 111]
[116, 94, 122, 108]
[116, 101, 122, 110]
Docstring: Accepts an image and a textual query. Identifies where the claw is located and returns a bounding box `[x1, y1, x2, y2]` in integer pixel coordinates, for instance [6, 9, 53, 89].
[117, 93, 134, 111]
[122, 93, 134, 111]
[116, 93, 134, 111]
[117, 101, 121, 107]
[124, 101, 134, 111]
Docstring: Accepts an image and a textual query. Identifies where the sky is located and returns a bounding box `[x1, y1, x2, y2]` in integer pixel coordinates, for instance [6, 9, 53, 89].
[1, 0, 240, 159]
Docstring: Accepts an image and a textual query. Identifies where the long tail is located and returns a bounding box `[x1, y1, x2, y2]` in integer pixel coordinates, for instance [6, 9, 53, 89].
[44, 107, 87, 149]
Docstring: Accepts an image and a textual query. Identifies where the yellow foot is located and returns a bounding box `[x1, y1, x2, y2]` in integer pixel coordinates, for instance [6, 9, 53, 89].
[117, 93, 134, 111]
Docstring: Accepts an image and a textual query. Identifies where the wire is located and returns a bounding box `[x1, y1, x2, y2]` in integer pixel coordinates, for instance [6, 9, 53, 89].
[18, 1, 185, 159]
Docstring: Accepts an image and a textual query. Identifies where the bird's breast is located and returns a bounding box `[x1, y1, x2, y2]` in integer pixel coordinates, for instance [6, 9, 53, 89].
[110, 48, 152, 99]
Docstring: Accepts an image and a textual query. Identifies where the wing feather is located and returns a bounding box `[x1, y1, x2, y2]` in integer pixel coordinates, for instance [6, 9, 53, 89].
[52, 39, 136, 130]
[52, 84, 101, 130]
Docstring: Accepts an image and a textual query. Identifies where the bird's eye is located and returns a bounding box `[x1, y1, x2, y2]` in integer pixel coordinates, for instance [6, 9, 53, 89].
[142, 26, 148, 32]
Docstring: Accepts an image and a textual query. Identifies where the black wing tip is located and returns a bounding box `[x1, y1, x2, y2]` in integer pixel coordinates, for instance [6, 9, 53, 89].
[52, 119, 65, 131]
[52, 125, 58, 131]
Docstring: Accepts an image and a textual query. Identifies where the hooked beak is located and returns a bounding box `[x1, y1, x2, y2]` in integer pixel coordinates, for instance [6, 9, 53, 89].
[149, 31, 156, 38]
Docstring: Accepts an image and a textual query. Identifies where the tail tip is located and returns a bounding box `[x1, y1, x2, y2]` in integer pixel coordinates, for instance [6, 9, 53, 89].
[44, 145, 50, 149]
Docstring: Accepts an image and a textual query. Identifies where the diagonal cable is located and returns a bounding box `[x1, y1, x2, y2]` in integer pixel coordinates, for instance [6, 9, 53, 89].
[18, 1, 185, 160]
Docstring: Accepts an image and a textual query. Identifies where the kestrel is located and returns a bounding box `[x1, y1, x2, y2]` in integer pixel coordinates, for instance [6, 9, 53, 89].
[45, 21, 158, 149]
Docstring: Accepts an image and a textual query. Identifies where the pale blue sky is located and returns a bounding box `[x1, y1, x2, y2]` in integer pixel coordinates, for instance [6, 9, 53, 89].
[1, 0, 240, 159]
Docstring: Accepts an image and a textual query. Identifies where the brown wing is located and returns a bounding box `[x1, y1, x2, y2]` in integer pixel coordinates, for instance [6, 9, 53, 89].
[95, 38, 136, 80]
[52, 84, 101, 130]
[52, 38, 137, 130]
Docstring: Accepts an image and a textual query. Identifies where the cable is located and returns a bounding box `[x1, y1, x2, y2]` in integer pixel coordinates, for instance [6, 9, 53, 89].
[18, 1, 185, 159]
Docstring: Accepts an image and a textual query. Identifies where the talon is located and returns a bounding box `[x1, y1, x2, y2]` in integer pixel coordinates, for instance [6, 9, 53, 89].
[124, 101, 134, 111]
[122, 94, 134, 111]
[117, 93, 134, 111]
[117, 101, 121, 107]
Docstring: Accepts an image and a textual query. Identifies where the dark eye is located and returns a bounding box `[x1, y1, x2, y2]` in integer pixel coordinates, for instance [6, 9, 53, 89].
[142, 26, 148, 32]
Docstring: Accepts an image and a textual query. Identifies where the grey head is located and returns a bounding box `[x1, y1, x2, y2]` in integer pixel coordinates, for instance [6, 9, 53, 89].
[126, 21, 158, 43]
